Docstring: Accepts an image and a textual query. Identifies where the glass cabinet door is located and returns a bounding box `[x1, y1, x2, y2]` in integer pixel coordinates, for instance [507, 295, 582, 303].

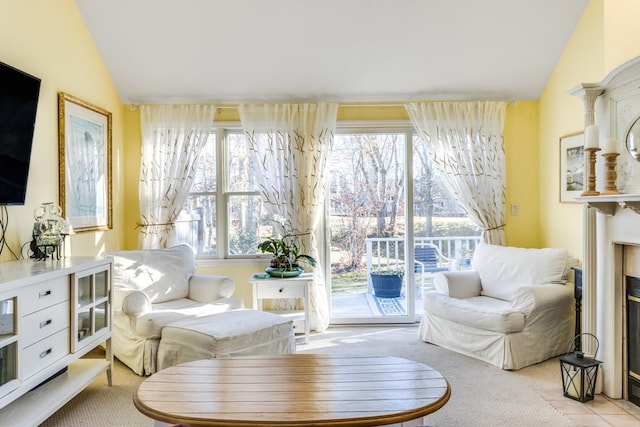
[0, 296, 18, 397]
[72, 265, 110, 352]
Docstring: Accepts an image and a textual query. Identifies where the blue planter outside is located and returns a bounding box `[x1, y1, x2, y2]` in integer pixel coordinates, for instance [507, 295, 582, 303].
[370, 273, 403, 298]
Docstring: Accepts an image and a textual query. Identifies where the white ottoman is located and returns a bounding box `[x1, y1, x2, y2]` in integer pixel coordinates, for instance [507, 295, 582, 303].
[156, 309, 296, 371]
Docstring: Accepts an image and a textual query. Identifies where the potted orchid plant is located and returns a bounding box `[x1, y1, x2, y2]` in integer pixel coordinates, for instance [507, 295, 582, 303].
[258, 227, 317, 278]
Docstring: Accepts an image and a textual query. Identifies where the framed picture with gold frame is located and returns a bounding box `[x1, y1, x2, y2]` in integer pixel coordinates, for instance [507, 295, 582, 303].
[58, 92, 112, 232]
[559, 132, 584, 203]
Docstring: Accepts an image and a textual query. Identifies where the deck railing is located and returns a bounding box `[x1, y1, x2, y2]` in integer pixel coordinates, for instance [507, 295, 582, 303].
[365, 236, 482, 293]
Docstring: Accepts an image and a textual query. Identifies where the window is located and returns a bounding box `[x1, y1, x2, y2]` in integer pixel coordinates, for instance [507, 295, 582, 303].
[225, 131, 268, 257]
[179, 128, 273, 258]
[179, 132, 217, 255]
[179, 124, 480, 260]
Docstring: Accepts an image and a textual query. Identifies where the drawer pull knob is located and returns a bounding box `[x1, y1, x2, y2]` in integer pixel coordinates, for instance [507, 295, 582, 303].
[39, 348, 52, 359]
[40, 319, 53, 328]
[279, 287, 284, 293]
[39, 290, 52, 298]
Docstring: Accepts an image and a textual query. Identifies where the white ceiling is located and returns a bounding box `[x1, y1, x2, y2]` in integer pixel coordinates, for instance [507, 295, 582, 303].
[75, 0, 589, 105]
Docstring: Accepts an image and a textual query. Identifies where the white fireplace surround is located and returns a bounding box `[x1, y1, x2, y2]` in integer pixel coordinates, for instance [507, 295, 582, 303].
[570, 56, 640, 400]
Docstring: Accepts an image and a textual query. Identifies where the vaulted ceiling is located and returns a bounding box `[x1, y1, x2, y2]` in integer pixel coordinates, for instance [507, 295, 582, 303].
[75, 0, 589, 104]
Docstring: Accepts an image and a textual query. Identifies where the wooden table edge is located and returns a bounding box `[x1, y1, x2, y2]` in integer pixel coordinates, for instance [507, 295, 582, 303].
[133, 356, 452, 427]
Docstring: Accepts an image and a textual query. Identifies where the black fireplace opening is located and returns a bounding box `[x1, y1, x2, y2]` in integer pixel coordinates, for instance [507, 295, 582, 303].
[627, 276, 640, 407]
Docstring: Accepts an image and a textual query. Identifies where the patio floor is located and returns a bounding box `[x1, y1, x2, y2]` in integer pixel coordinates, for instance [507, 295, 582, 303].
[331, 288, 426, 320]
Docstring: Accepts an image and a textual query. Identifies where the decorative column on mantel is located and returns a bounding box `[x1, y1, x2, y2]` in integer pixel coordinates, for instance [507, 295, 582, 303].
[568, 84, 603, 358]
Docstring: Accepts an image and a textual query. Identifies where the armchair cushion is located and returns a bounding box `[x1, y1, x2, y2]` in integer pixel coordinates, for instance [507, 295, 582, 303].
[472, 243, 569, 301]
[188, 274, 236, 303]
[424, 293, 525, 333]
[110, 244, 196, 303]
[433, 271, 482, 298]
[129, 299, 238, 339]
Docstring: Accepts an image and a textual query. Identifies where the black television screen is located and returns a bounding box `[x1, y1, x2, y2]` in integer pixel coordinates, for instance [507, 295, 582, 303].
[0, 61, 41, 205]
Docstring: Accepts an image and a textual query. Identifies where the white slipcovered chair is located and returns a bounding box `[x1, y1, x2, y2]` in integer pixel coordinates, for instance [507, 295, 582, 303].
[108, 245, 244, 375]
[419, 243, 576, 370]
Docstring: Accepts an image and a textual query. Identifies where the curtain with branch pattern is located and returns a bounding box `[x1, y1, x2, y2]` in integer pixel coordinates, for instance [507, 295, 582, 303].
[239, 103, 338, 332]
[406, 101, 507, 245]
[138, 104, 216, 249]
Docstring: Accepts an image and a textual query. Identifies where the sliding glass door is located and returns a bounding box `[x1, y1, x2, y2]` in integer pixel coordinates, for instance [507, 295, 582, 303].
[326, 128, 482, 324]
[328, 129, 414, 324]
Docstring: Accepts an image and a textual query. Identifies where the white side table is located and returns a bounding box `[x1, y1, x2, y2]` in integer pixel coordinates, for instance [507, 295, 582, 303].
[249, 273, 312, 344]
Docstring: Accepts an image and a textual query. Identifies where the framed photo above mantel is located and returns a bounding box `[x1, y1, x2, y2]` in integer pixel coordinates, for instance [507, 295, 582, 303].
[58, 92, 112, 232]
[559, 132, 584, 204]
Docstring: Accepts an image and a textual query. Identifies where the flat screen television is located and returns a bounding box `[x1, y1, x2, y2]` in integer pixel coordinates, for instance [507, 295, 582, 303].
[0, 61, 41, 205]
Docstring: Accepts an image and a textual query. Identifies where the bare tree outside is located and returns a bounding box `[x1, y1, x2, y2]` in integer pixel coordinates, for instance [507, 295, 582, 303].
[330, 133, 406, 276]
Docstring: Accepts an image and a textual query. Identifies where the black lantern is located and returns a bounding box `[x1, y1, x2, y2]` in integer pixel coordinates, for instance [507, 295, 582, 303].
[559, 333, 601, 402]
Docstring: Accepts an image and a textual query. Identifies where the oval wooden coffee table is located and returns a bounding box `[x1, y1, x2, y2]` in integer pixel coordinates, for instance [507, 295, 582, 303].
[134, 354, 450, 427]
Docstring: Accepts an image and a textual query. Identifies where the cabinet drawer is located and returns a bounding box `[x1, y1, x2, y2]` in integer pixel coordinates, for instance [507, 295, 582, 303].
[255, 282, 307, 299]
[21, 300, 70, 348]
[20, 277, 69, 315]
[21, 328, 69, 379]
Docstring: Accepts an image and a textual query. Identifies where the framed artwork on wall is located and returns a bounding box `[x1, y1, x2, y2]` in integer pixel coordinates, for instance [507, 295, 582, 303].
[559, 132, 584, 203]
[58, 92, 112, 232]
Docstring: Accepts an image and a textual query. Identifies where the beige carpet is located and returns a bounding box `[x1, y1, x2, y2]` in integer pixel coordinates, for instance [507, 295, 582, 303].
[39, 325, 573, 427]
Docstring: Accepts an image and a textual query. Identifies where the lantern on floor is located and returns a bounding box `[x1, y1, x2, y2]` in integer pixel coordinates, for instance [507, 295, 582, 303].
[559, 333, 601, 402]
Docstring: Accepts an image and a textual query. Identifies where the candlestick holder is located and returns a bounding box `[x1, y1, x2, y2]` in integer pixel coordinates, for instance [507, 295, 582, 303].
[581, 147, 600, 196]
[601, 152, 620, 195]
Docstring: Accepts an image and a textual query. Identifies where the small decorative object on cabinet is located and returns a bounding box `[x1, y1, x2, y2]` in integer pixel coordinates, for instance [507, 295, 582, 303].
[31, 202, 71, 260]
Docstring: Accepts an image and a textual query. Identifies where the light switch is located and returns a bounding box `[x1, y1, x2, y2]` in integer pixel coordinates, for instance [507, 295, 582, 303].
[511, 203, 519, 216]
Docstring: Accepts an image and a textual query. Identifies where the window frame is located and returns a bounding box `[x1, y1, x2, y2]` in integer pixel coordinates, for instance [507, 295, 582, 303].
[193, 120, 442, 262]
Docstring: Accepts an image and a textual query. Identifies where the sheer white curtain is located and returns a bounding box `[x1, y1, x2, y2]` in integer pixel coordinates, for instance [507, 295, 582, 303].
[138, 104, 216, 249]
[406, 101, 507, 245]
[239, 103, 338, 332]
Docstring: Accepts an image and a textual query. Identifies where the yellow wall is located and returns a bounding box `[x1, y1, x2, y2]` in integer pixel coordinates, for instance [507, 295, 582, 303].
[504, 101, 540, 247]
[0, 0, 125, 262]
[538, 0, 640, 259]
[123, 107, 142, 250]
[5, 0, 639, 303]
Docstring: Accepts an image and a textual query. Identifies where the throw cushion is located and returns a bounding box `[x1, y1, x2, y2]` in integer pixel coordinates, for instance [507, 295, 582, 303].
[433, 271, 482, 298]
[108, 244, 196, 303]
[472, 243, 568, 301]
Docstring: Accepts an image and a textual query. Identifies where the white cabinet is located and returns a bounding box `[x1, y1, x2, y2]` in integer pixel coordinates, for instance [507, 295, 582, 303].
[0, 257, 112, 426]
[72, 265, 111, 352]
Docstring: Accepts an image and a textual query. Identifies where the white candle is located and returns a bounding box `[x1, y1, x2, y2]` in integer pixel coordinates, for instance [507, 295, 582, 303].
[585, 125, 599, 149]
[602, 137, 618, 154]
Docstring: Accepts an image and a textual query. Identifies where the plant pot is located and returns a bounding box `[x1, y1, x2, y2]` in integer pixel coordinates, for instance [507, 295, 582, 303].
[265, 266, 304, 278]
[370, 273, 403, 298]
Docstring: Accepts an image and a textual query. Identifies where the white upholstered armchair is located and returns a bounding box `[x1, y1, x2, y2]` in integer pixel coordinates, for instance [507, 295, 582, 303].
[419, 243, 576, 370]
[108, 245, 244, 375]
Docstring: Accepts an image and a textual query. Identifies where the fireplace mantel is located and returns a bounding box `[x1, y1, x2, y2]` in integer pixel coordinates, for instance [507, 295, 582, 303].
[570, 55, 640, 402]
[577, 194, 640, 215]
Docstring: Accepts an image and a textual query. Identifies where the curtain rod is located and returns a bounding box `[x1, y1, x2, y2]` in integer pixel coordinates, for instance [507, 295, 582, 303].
[131, 101, 517, 110]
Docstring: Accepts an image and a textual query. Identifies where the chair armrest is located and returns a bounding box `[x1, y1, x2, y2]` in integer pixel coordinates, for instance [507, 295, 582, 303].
[116, 289, 152, 317]
[188, 274, 236, 303]
[511, 283, 574, 317]
[433, 271, 481, 298]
